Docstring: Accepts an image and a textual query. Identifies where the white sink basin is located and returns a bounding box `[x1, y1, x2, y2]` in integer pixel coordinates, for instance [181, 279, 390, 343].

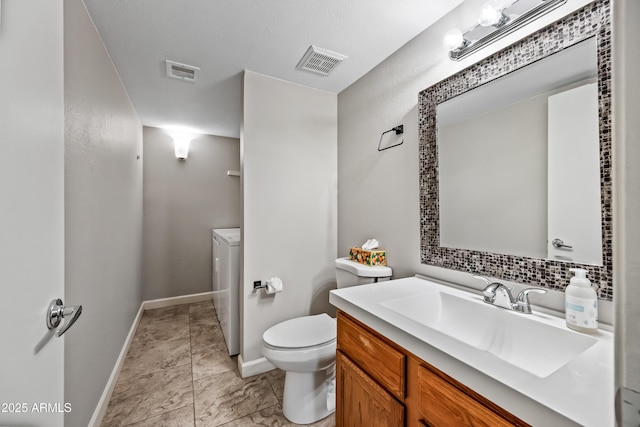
[379, 291, 597, 378]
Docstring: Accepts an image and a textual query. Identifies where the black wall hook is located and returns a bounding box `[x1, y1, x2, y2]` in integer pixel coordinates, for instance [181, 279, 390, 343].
[378, 124, 404, 151]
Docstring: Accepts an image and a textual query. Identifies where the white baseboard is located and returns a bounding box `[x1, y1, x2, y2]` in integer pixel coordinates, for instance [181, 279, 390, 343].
[143, 291, 213, 310]
[88, 303, 144, 427]
[88, 291, 214, 427]
[238, 354, 275, 378]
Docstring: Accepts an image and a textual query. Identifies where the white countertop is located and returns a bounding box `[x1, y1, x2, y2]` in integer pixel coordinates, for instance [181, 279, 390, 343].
[329, 275, 614, 427]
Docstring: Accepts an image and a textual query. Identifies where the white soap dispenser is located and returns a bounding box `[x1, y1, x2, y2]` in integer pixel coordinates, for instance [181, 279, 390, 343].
[565, 268, 598, 333]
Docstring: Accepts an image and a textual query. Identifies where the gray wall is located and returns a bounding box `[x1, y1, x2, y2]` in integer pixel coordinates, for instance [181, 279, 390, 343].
[240, 71, 337, 368]
[64, 0, 143, 425]
[142, 126, 241, 300]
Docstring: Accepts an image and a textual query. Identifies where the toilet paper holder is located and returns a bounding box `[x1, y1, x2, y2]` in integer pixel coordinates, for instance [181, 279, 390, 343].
[254, 277, 283, 294]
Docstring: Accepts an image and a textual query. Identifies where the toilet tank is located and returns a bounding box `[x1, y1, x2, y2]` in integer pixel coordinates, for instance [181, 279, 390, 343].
[335, 257, 392, 289]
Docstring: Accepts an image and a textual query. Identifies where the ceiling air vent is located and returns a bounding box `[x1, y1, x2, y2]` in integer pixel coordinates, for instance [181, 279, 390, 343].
[296, 45, 347, 77]
[165, 60, 200, 83]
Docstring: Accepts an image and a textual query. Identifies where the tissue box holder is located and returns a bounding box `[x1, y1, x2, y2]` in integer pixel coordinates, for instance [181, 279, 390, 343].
[349, 247, 387, 266]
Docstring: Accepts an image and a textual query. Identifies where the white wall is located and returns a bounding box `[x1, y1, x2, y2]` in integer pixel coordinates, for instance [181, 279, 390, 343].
[613, 0, 640, 421]
[241, 71, 337, 368]
[337, 0, 593, 290]
[64, 0, 143, 425]
[142, 126, 241, 300]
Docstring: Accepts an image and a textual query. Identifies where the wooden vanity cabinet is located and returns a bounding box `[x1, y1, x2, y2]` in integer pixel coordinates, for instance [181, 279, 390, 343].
[336, 311, 530, 427]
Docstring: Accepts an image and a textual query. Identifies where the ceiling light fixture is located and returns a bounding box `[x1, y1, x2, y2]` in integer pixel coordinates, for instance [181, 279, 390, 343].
[444, 0, 566, 61]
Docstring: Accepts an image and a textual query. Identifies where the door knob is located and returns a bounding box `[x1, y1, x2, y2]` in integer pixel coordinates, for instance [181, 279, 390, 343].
[552, 238, 573, 249]
[46, 299, 82, 337]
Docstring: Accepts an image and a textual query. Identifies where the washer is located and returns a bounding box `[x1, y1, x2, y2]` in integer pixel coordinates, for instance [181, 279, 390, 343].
[212, 228, 240, 355]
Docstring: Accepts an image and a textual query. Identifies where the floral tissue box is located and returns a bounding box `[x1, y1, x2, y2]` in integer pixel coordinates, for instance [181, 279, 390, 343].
[349, 247, 387, 266]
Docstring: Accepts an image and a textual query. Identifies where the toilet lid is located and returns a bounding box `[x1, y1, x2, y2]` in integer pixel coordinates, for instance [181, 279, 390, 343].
[335, 257, 392, 278]
[263, 314, 336, 349]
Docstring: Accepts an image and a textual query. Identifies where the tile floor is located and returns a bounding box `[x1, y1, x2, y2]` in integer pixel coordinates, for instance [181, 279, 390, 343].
[101, 301, 335, 427]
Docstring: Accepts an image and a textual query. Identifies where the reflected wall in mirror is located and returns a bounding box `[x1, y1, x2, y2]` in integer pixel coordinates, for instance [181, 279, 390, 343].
[419, 0, 612, 299]
[438, 38, 602, 265]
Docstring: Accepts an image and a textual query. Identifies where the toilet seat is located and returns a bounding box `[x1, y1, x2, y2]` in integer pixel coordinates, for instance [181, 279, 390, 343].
[263, 313, 336, 349]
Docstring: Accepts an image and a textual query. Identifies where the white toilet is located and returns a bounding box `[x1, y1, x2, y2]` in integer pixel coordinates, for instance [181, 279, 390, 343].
[262, 257, 392, 424]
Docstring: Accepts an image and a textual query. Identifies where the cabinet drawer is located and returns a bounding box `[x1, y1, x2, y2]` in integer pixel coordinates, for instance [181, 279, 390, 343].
[418, 364, 524, 427]
[337, 312, 405, 400]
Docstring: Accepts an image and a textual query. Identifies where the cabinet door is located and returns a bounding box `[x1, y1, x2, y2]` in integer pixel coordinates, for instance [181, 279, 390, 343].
[336, 351, 404, 427]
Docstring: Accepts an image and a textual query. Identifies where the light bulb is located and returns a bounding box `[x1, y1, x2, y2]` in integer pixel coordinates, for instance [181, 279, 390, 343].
[478, 0, 505, 27]
[443, 29, 465, 51]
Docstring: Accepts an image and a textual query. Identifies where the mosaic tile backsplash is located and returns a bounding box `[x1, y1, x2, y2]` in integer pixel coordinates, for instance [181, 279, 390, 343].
[418, 0, 613, 300]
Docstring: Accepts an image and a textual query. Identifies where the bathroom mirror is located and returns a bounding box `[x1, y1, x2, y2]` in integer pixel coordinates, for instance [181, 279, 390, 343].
[438, 38, 601, 265]
[419, 0, 613, 299]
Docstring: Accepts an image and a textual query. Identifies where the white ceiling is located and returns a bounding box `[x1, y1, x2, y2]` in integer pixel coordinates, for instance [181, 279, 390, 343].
[82, 0, 462, 138]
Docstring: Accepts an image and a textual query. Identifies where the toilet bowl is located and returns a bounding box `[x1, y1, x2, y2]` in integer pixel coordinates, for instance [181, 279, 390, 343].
[262, 314, 337, 424]
[262, 257, 392, 424]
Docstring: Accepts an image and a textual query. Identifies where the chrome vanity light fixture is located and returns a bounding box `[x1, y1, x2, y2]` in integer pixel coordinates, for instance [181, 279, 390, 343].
[444, 0, 566, 61]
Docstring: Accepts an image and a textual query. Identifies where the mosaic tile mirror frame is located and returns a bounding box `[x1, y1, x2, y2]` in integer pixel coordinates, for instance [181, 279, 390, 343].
[418, 0, 613, 300]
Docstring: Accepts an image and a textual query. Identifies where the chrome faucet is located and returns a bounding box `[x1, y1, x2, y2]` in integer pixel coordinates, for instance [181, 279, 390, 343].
[473, 275, 547, 314]
[480, 280, 516, 309]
